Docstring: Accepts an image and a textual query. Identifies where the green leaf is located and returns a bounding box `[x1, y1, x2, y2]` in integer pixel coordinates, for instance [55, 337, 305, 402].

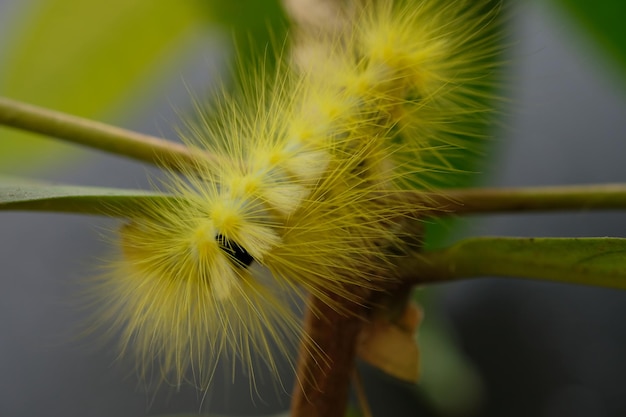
[0, 176, 174, 217]
[406, 237, 626, 290]
[0, 0, 206, 172]
[552, 0, 626, 83]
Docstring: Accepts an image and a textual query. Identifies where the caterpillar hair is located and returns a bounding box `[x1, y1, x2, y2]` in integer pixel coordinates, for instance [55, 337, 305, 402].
[91, 0, 503, 392]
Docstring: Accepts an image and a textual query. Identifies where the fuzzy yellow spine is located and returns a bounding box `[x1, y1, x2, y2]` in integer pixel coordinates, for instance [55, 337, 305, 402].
[93, 0, 502, 392]
[293, 0, 502, 190]
[94, 68, 402, 390]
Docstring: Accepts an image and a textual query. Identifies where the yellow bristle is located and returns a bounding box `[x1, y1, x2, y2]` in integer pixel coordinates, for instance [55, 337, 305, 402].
[92, 0, 503, 393]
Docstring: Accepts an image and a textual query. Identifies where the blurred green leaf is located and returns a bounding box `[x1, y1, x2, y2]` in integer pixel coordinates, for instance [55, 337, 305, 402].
[0, 0, 206, 172]
[344, 406, 364, 417]
[199, 0, 288, 68]
[552, 0, 626, 81]
[0, 175, 173, 216]
[418, 310, 484, 416]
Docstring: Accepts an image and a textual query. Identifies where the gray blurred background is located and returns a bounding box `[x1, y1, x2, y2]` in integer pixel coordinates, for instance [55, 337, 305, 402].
[1, 1, 626, 416]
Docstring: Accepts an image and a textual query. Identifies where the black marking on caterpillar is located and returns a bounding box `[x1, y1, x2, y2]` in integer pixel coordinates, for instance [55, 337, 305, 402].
[216, 234, 255, 268]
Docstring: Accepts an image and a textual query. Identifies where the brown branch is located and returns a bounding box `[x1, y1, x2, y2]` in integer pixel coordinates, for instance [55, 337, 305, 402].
[291, 290, 370, 417]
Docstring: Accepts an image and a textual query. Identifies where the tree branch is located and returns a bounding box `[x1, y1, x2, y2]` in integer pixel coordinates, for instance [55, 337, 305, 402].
[291, 290, 370, 417]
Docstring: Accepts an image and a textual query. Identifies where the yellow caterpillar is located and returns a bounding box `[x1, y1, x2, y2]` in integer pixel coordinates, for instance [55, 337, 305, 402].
[93, 0, 502, 390]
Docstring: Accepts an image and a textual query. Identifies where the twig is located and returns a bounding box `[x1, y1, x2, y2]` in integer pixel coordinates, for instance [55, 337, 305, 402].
[417, 184, 626, 216]
[0, 96, 209, 171]
[4, 98, 626, 217]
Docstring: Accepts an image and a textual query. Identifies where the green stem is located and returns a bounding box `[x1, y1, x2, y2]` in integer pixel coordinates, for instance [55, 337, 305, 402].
[0, 96, 209, 170]
[419, 184, 626, 216]
[3, 99, 626, 217]
[400, 237, 626, 290]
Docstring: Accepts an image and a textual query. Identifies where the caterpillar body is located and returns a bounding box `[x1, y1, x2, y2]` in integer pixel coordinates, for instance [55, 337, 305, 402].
[94, 0, 502, 390]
